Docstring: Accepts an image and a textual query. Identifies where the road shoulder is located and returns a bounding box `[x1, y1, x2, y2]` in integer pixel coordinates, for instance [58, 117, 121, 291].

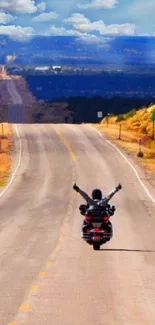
[91, 123, 155, 200]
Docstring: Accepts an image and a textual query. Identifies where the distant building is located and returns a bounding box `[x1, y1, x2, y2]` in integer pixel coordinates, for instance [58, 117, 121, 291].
[35, 66, 50, 71]
[52, 66, 62, 72]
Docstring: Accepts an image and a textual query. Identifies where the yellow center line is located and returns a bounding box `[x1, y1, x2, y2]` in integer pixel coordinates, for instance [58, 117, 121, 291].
[10, 127, 76, 323]
[31, 284, 39, 292]
[47, 261, 55, 267]
[56, 245, 61, 251]
[52, 125, 77, 162]
[39, 271, 47, 277]
[19, 303, 30, 311]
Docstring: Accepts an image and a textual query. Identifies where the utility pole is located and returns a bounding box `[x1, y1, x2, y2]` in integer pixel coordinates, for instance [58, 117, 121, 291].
[137, 138, 144, 157]
[118, 124, 122, 140]
[106, 113, 109, 127]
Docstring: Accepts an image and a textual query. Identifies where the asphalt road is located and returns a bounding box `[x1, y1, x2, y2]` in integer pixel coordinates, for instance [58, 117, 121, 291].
[1, 122, 155, 325]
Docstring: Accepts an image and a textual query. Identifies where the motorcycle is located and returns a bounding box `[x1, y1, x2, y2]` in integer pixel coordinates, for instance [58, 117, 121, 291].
[79, 205, 115, 251]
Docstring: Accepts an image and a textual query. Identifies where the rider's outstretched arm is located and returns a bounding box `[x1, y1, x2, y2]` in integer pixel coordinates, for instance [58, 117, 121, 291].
[73, 184, 93, 205]
[106, 184, 122, 203]
[106, 188, 117, 202]
[78, 188, 94, 205]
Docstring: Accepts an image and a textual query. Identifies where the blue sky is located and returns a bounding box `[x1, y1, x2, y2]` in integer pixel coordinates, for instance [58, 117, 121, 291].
[0, 0, 155, 41]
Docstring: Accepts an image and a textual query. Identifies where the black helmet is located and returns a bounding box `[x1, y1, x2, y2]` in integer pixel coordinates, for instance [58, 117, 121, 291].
[92, 189, 102, 200]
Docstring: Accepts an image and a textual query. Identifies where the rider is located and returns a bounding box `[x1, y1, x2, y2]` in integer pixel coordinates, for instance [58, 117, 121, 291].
[73, 183, 122, 240]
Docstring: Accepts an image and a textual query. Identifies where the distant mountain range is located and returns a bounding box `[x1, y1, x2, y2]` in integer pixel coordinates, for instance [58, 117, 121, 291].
[0, 36, 155, 68]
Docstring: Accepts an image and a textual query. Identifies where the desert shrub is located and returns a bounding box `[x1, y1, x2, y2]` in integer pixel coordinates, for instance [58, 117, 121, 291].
[147, 104, 155, 113]
[146, 122, 155, 137]
[109, 116, 117, 124]
[126, 108, 149, 131]
[136, 108, 148, 119]
[108, 113, 115, 117]
[139, 121, 149, 134]
[148, 102, 154, 107]
[146, 140, 155, 149]
[125, 109, 137, 120]
[101, 115, 116, 124]
[116, 114, 125, 122]
[127, 114, 139, 126]
[127, 120, 141, 131]
[101, 117, 106, 124]
[145, 150, 155, 159]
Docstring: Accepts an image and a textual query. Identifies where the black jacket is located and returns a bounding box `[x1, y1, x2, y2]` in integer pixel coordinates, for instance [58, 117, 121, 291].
[77, 187, 118, 208]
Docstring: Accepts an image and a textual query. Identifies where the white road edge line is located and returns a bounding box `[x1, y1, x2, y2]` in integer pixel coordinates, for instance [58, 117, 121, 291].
[89, 125, 155, 205]
[0, 124, 22, 198]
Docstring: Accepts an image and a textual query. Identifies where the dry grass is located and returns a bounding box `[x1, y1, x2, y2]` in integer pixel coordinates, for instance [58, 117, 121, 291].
[0, 123, 13, 186]
[93, 104, 155, 175]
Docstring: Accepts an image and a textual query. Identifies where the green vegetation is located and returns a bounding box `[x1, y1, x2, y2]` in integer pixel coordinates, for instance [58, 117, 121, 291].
[116, 114, 125, 122]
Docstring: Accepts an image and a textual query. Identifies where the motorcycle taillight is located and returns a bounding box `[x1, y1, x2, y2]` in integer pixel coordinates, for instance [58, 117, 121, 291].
[85, 216, 91, 222]
[94, 227, 100, 232]
[103, 216, 109, 222]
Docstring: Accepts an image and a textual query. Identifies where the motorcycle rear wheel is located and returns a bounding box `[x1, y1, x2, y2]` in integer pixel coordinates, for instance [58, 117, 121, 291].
[93, 243, 100, 250]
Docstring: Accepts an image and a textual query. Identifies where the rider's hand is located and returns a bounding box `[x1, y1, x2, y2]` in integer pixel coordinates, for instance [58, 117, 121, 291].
[116, 184, 122, 191]
[73, 183, 79, 192]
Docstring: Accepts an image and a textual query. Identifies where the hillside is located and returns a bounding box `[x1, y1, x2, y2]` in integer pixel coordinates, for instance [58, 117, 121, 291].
[0, 78, 73, 186]
[95, 104, 155, 177]
[14, 77, 36, 105]
[0, 77, 73, 123]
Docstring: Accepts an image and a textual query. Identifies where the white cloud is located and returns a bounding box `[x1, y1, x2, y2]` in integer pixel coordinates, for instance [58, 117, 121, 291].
[0, 25, 35, 41]
[0, 0, 37, 13]
[0, 12, 14, 24]
[64, 13, 90, 25]
[37, 2, 46, 12]
[77, 34, 113, 45]
[47, 25, 84, 36]
[96, 22, 135, 35]
[32, 11, 58, 22]
[64, 13, 93, 32]
[78, 0, 118, 9]
[64, 13, 135, 36]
